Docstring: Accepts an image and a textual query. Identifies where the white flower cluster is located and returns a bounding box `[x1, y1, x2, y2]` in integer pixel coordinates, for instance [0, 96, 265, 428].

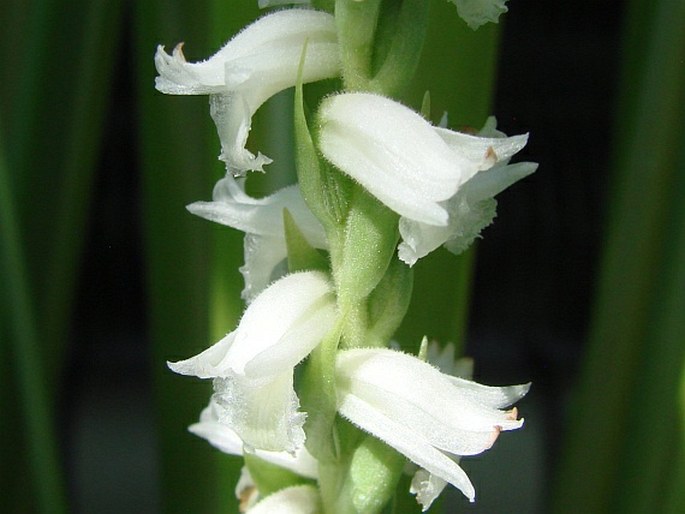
[155, 7, 533, 512]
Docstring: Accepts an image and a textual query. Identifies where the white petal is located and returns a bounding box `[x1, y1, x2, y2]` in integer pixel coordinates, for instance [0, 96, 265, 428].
[167, 331, 237, 379]
[319, 93, 480, 226]
[210, 92, 273, 173]
[434, 127, 529, 170]
[155, 9, 339, 173]
[246, 485, 321, 514]
[337, 392, 476, 501]
[188, 176, 328, 301]
[187, 176, 326, 244]
[155, 10, 338, 95]
[167, 271, 336, 377]
[336, 348, 528, 501]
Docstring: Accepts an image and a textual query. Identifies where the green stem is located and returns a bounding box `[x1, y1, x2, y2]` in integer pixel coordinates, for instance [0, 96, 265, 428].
[335, 0, 383, 90]
[0, 130, 67, 513]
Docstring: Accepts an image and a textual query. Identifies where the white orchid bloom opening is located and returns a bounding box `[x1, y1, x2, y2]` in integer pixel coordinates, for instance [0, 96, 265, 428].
[168, 271, 337, 453]
[450, 0, 509, 30]
[246, 485, 321, 514]
[155, 9, 339, 174]
[335, 348, 529, 506]
[317, 93, 536, 266]
[187, 175, 327, 302]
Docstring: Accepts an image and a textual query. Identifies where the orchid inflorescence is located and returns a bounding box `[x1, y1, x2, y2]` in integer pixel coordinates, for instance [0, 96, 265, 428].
[155, 1, 536, 512]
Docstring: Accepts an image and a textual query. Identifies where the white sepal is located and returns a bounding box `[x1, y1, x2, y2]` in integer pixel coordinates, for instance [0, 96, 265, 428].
[155, 9, 339, 174]
[168, 271, 337, 452]
[187, 176, 327, 301]
[335, 348, 528, 503]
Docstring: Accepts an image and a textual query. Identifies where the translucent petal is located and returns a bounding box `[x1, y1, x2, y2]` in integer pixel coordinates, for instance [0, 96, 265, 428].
[213, 371, 306, 453]
[188, 399, 318, 479]
[410, 468, 448, 512]
[240, 233, 288, 303]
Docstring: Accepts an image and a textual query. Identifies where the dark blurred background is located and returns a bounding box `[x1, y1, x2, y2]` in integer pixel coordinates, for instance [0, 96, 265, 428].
[41, 0, 625, 512]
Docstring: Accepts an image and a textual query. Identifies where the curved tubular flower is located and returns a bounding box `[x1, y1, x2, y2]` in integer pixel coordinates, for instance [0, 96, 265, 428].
[317, 93, 536, 266]
[189, 399, 318, 479]
[335, 348, 529, 504]
[187, 176, 327, 302]
[451, 0, 509, 30]
[246, 485, 321, 514]
[155, 9, 339, 174]
[168, 271, 337, 452]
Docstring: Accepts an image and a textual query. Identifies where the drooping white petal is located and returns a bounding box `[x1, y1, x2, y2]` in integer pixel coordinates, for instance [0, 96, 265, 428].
[450, 0, 509, 30]
[187, 176, 328, 301]
[319, 93, 480, 226]
[168, 271, 337, 452]
[189, 399, 319, 478]
[155, 9, 339, 173]
[246, 485, 321, 514]
[335, 348, 527, 502]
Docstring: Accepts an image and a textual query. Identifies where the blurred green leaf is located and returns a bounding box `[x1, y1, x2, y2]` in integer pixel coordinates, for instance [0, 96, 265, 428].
[552, 0, 685, 512]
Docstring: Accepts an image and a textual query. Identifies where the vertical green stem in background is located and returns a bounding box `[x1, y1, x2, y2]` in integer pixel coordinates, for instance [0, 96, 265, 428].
[551, 0, 685, 512]
[0, 134, 67, 514]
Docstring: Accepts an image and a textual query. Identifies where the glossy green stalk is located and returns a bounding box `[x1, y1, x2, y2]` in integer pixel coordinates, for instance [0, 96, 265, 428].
[0, 132, 67, 513]
[552, 0, 685, 511]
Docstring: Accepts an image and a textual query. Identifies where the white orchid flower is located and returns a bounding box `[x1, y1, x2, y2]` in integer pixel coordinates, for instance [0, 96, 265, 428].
[335, 348, 529, 505]
[187, 175, 327, 302]
[168, 271, 337, 453]
[246, 485, 321, 514]
[317, 93, 536, 266]
[189, 398, 319, 479]
[450, 0, 509, 30]
[155, 9, 339, 174]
